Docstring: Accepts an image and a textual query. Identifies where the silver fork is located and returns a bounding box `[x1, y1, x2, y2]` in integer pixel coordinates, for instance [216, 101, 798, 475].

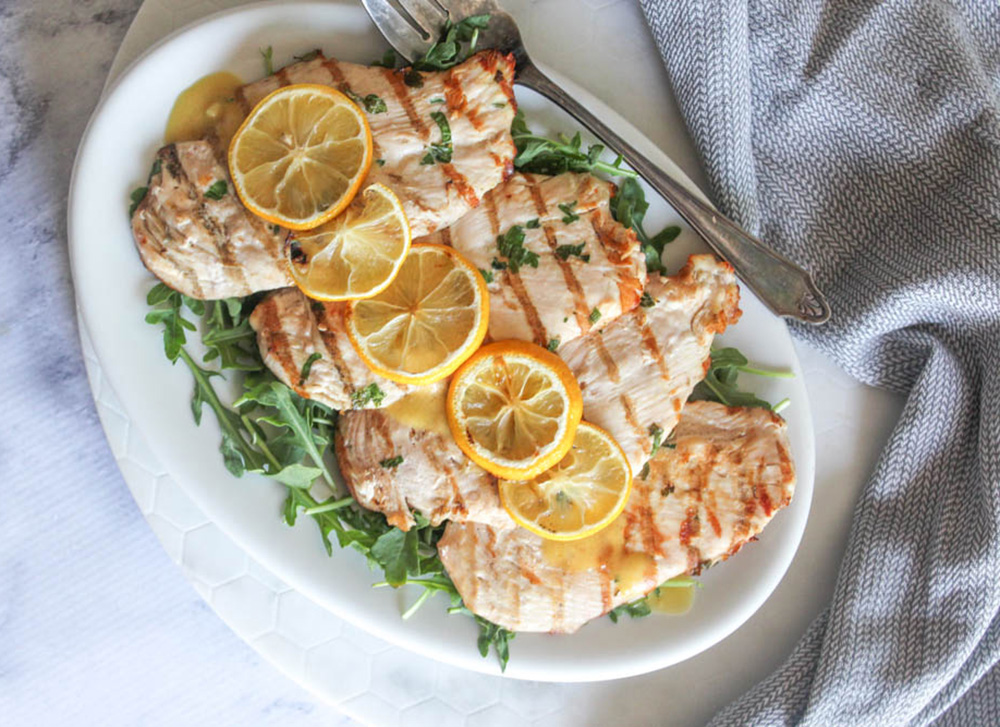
[361, 0, 831, 324]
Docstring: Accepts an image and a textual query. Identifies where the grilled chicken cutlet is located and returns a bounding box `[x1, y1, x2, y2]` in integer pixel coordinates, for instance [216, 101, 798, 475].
[560, 254, 740, 474]
[337, 254, 739, 528]
[132, 142, 294, 299]
[249, 288, 407, 410]
[131, 52, 516, 299]
[421, 172, 645, 347]
[438, 401, 796, 633]
[240, 50, 517, 238]
[334, 384, 510, 531]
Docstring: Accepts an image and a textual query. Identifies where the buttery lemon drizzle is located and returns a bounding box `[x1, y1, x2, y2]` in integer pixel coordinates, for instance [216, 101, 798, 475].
[165, 71, 245, 147]
[540, 515, 657, 593]
[646, 584, 695, 614]
[384, 385, 451, 437]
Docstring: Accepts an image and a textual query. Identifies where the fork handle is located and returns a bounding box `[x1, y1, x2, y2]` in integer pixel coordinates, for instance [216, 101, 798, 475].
[515, 63, 830, 325]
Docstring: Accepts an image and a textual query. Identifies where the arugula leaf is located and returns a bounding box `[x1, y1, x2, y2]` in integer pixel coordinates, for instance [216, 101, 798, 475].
[371, 49, 397, 68]
[351, 383, 386, 409]
[413, 14, 490, 71]
[525, 217, 540, 229]
[201, 299, 263, 372]
[496, 225, 539, 273]
[129, 186, 148, 217]
[261, 46, 274, 75]
[299, 352, 322, 386]
[293, 49, 321, 63]
[689, 347, 792, 410]
[476, 617, 515, 672]
[144, 283, 195, 362]
[204, 180, 227, 200]
[272, 463, 325, 488]
[371, 528, 420, 587]
[609, 178, 681, 276]
[511, 110, 637, 179]
[421, 111, 453, 165]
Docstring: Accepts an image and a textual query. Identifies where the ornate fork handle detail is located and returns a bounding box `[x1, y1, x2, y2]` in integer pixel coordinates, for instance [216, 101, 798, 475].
[516, 63, 831, 325]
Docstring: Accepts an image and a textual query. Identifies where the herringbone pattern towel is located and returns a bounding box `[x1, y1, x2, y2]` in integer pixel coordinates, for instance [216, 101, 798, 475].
[640, 1, 1000, 725]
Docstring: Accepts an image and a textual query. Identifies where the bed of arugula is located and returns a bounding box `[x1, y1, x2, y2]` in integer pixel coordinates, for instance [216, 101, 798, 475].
[138, 16, 790, 672]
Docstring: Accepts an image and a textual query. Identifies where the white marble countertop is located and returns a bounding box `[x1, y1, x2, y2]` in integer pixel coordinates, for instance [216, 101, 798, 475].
[1, 1, 905, 725]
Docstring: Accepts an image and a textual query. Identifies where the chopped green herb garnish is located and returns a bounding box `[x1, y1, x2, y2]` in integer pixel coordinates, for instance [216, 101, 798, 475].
[345, 89, 387, 114]
[420, 111, 453, 165]
[639, 291, 655, 308]
[639, 462, 650, 480]
[558, 200, 579, 224]
[403, 68, 424, 88]
[298, 352, 322, 386]
[204, 180, 228, 200]
[430, 97, 446, 104]
[495, 225, 539, 273]
[479, 268, 494, 284]
[371, 49, 397, 68]
[588, 308, 602, 324]
[649, 423, 664, 457]
[270, 224, 282, 235]
[351, 383, 386, 409]
[555, 243, 589, 262]
[491, 258, 507, 271]
[375, 159, 386, 167]
[413, 14, 490, 71]
[547, 337, 560, 352]
[261, 45, 274, 75]
[492, 101, 507, 108]
[293, 49, 321, 63]
[380, 455, 404, 469]
[525, 218, 540, 229]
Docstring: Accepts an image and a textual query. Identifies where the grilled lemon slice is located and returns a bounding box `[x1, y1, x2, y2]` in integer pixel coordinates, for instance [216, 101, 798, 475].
[499, 422, 632, 541]
[447, 341, 583, 480]
[346, 244, 488, 385]
[286, 184, 411, 301]
[228, 84, 372, 230]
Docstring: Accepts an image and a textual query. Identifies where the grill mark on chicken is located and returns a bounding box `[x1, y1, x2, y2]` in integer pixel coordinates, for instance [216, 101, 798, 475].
[422, 440, 468, 520]
[163, 145, 251, 293]
[524, 174, 592, 332]
[479, 54, 516, 106]
[437, 227, 452, 246]
[593, 335, 621, 383]
[591, 216, 641, 313]
[483, 192, 547, 345]
[440, 164, 480, 209]
[316, 326, 357, 398]
[256, 301, 301, 391]
[637, 313, 671, 384]
[276, 67, 293, 86]
[322, 57, 346, 84]
[444, 69, 482, 130]
[234, 87, 251, 115]
[383, 68, 429, 133]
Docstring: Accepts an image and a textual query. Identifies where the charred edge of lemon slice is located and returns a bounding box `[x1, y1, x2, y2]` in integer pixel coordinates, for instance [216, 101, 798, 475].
[499, 422, 633, 541]
[227, 84, 374, 231]
[285, 183, 411, 302]
[446, 341, 584, 481]
[346, 244, 489, 386]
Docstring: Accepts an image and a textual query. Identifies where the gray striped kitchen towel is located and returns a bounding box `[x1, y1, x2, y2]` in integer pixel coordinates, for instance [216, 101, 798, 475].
[639, 1, 1000, 725]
